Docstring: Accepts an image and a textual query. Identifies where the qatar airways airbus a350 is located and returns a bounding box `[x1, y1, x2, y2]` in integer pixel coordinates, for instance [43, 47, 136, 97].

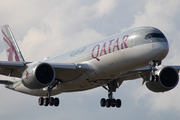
[0, 25, 179, 108]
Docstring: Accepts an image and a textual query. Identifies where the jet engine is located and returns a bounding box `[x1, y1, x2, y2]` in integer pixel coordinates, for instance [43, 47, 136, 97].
[146, 66, 179, 92]
[22, 63, 55, 89]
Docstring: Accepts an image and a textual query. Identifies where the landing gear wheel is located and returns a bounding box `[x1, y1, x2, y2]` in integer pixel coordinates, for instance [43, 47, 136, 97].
[54, 98, 59, 107]
[155, 75, 159, 82]
[100, 98, 106, 107]
[158, 61, 161, 66]
[116, 99, 121, 108]
[49, 97, 54, 106]
[106, 99, 111, 108]
[111, 99, 116, 107]
[44, 98, 49, 106]
[150, 75, 155, 82]
[38, 97, 44, 106]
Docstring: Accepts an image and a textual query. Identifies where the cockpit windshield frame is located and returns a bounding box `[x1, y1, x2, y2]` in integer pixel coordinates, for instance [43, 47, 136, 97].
[145, 33, 165, 39]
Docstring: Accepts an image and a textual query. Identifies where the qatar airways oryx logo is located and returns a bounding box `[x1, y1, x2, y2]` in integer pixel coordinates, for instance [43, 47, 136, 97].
[91, 35, 129, 61]
[2, 30, 20, 61]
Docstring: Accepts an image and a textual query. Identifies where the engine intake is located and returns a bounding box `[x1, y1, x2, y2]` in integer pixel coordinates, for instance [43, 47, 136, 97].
[146, 66, 179, 92]
[22, 63, 55, 89]
[35, 63, 54, 85]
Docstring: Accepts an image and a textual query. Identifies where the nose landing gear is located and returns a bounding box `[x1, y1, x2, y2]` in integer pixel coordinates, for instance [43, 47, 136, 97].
[149, 60, 161, 82]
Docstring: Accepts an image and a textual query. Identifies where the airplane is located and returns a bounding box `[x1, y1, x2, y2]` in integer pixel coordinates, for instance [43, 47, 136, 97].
[0, 24, 179, 108]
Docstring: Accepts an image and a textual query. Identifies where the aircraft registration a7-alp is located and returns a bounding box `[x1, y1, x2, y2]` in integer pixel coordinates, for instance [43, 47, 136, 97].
[0, 25, 179, 108]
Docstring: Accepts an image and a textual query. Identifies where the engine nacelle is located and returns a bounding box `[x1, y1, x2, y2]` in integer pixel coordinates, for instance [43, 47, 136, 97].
[22, 62, 55, 89]
[146, 66, 179, 92]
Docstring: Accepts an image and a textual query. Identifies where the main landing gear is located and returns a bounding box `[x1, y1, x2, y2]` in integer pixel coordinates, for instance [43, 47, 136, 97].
[100, 81, 121, 108]
[38, 97, 59, 107]
[38, 80, 60, 107]
[149, 60, 161, 82]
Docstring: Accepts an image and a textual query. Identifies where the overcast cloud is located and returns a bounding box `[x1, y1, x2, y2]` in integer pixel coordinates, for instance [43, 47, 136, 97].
[0, 0, 180, 120]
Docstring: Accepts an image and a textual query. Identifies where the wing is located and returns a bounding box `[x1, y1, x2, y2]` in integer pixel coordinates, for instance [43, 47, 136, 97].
[0, 61, 25, 85]
[0, 61, 26, 77]
[0, 61, 90, 82]
[49, 63, 89, 81]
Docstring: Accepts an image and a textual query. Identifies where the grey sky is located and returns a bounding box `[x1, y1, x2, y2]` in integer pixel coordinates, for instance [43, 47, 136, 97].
[0, 0, 180, 120]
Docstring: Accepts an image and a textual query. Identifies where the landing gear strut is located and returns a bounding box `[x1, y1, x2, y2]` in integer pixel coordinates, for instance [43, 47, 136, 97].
[101, 80, 121, 108]
[38, 80, 60, 107]
[149, 60, 161, 82]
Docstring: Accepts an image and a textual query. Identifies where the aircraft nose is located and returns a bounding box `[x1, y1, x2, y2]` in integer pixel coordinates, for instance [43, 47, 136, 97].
[154, 40, 169, 60]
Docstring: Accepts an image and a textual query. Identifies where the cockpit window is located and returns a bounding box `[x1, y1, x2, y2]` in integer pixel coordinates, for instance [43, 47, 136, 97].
[145, 33, 165, 39]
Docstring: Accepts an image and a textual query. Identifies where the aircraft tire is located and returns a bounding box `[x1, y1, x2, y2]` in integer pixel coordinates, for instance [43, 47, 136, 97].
[106, 99, 111, 108]
[150, 75, 155, 82]
[38, 97, 44, 106]
[54, 98, 59, 107]
[44, 98, 49, 106]
[116, 99, 121, 108]
[111, 99, 116, 107]
[155, 75, 159, 82]
[49, 97, 54, 106]
[100, 98, 106, 107]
